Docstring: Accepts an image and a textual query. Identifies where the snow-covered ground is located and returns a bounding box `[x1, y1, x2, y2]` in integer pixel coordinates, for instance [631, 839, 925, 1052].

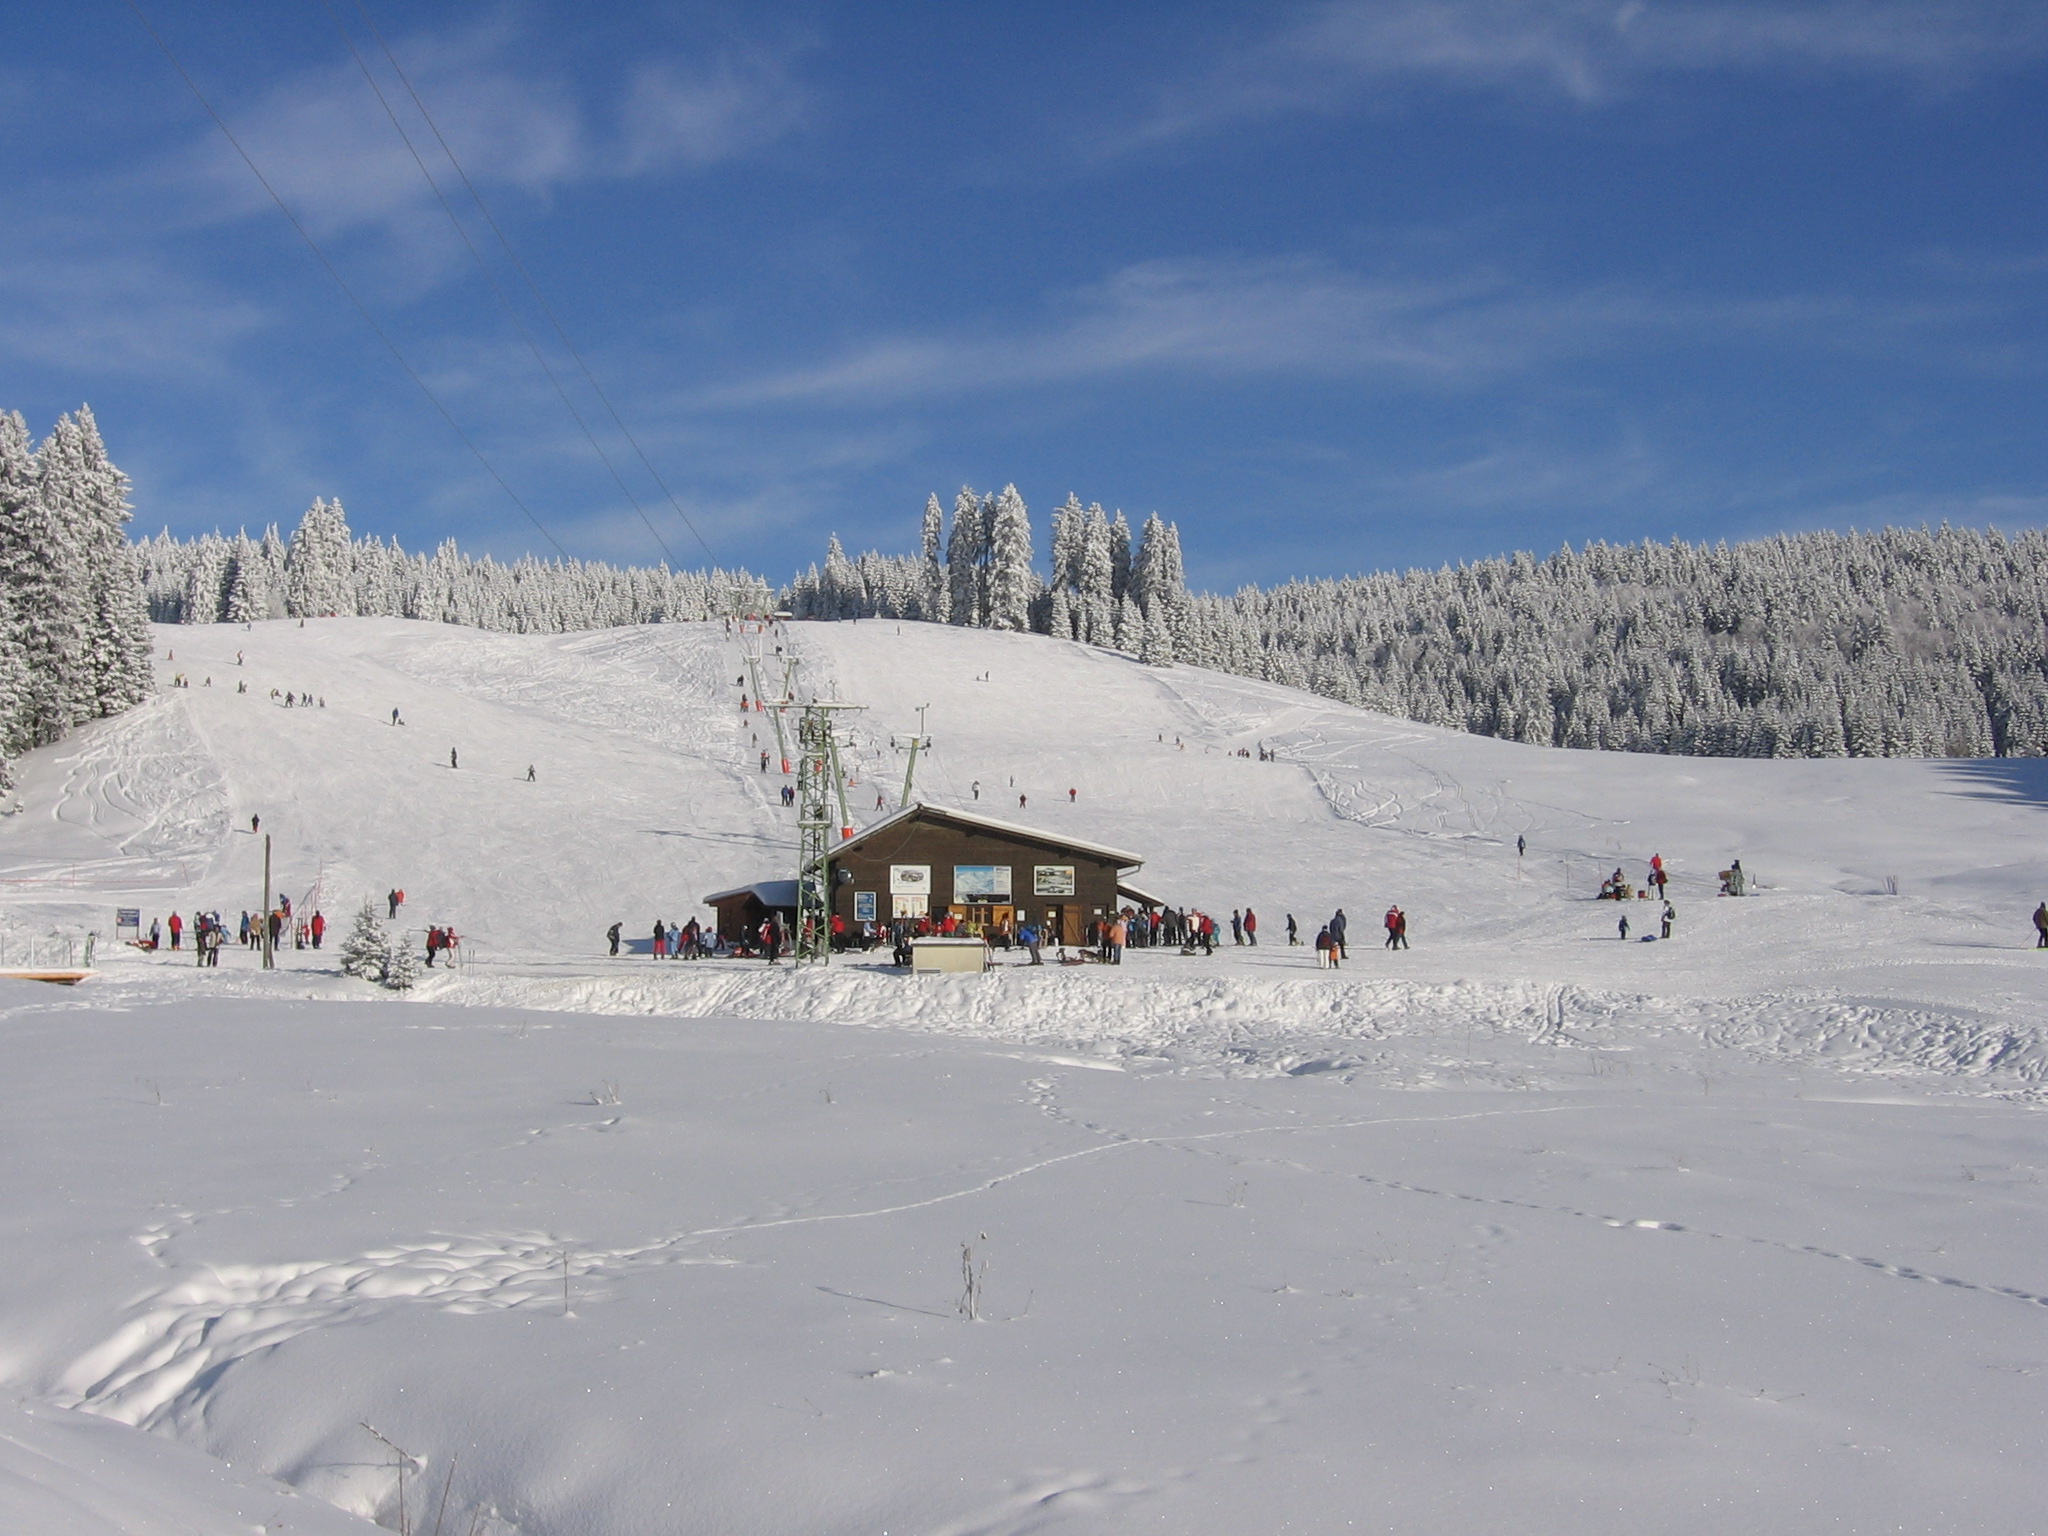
[1, 617, 2043, 1534]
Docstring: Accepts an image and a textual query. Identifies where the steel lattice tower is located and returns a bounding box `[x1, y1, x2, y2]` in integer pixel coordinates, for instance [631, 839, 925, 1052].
[793, 703, 862, 964]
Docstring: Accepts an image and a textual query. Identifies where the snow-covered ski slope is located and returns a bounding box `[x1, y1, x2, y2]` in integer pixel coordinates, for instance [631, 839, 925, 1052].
[5, 615, 2043, 1081]
[1, 617, 2045, 1535]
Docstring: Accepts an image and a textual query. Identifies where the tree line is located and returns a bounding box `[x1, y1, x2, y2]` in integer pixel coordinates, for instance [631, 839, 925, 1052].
[117, 466, 2048, 762]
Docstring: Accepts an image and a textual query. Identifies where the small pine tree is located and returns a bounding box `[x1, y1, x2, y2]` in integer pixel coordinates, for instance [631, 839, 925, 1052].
[340, 900, 388, 983]
[382, 933, 420, 991]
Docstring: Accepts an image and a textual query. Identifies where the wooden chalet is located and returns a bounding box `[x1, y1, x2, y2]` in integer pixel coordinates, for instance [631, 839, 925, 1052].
[822, 802, 1145, 945]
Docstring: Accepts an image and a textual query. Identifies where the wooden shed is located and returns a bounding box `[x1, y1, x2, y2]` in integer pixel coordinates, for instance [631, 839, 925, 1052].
[823, 802, 1144, 946]
[704, 879, 799, 943]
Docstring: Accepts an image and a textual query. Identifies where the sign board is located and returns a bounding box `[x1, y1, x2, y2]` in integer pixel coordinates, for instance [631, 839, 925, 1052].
[889, 864, 930, 895]
[1032, 865, 1076, 896]
[953, 865, 1012, 901]
[115, 908, 141, 929]
[853, 891, 877, 923]
[892, 894, 928, 919]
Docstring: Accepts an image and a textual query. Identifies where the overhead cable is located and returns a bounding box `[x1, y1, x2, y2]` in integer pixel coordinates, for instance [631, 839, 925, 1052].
[122, 0, 569, 558]
[350, 0, 719, 562]
[316, 0, 683, 568]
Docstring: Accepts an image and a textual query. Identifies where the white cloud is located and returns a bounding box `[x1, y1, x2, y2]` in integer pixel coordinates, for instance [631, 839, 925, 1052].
[1128, 0, 2048, 140]
[0, 254, 268, 377]
[165, 21, 808, 248]
[696, 255, 1872, 408]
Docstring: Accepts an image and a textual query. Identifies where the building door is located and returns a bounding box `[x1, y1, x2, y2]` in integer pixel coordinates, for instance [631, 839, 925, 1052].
[1042, 904, 1081, 946]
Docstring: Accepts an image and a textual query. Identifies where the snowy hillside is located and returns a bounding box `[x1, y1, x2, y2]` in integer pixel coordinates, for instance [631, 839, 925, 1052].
[1, 617, 2044, 1535]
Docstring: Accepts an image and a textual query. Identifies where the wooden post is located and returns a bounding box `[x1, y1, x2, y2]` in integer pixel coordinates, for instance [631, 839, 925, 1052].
[262, 833, 274, 970]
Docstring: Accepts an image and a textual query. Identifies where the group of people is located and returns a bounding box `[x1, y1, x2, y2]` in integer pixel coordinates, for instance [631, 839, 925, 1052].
[140, 901, 327, 961]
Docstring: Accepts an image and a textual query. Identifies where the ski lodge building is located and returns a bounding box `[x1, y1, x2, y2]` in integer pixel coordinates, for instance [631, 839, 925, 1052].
[712, 803, 1153, 946]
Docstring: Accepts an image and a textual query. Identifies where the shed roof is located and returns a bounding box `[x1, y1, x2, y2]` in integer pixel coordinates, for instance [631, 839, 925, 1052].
[827, 801, 1143, 871]
[702, 879, 799, 907]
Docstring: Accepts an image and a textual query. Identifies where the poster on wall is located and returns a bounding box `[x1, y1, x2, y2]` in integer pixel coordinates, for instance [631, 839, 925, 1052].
[953, 865, 1013, 901]
[892, 894, 927, 918]
[853, 891, 877, 922]
[1033, 865, 1076, 896]
[889, 865, 931, 895]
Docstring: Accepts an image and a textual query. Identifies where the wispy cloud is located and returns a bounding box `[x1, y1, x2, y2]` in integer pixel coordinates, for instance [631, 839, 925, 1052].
[696, 255, 1896, 408]
[1126, 0, 2048, 142]
[0, 254, 268, 377]
[164, 20, 809, 247]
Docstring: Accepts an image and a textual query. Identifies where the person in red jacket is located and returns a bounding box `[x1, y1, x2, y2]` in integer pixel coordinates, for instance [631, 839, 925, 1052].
[309, 911, 326, 949]
[167, 911, 183, 951]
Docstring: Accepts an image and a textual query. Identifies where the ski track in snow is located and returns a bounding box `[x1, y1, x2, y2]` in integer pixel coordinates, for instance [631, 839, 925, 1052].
[53, 1089, 2046, 1447]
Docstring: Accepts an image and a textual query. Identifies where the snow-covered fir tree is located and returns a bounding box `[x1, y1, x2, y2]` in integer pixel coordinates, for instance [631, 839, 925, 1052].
[340, 900, 389, 983]
[382, 931, 420, 991]
[984, 485, 1036, 632]
[0, 407, 155, 776]
[946, 487, 986, 628]
[284, 498, 355, 618]
[920, 493, 948, 624]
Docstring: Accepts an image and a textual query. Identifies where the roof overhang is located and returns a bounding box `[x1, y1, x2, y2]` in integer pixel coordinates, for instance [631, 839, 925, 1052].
[825, 801, 1144, 872]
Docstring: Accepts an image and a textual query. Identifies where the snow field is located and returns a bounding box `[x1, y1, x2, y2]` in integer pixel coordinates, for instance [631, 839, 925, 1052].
[0, 615, 2043, 1533]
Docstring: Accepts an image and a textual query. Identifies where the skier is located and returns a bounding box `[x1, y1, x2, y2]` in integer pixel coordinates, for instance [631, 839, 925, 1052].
[168, 911, 183, 951]
[250, 813, 260, 833]
[391, 708, 401, 726]
[2034, 901, 2048, 949]
[1244, 909, 1258, 946]
[449, 748, 458, 770]
[1517, 834, 1526, 859]
[526, 765, 536, 783]
[1329, 909, 1348, 960]
[1618, 912, 1631, 941]
[760, 750, 769, 773]
[608, 921, 622, 957]
[1286, 913, 1299, 945]
[1019, 793, 1028, 810]
[1660, 902, 1675, 940]
[1068, 788, 1076, 803]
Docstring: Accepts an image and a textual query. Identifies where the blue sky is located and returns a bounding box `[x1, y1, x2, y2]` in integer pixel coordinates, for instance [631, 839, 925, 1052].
[6, 1, 2047, 589]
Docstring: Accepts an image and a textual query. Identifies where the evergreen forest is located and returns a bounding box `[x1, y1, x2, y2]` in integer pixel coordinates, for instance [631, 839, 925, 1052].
[139, 482, 2048, 761]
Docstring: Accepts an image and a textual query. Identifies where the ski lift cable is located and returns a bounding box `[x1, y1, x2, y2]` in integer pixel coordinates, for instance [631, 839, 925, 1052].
[314, 0, 681, 569]
[122, 0, 569, 559]
[349, 0, 719, 564]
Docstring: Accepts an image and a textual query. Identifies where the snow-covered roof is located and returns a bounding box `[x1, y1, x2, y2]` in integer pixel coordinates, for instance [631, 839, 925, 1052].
[831, 801, 1144, 871]
[1117, 881, 1168, 908]
[702, 879, 799, 907]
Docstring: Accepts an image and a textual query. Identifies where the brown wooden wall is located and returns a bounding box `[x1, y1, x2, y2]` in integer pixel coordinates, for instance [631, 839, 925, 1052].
[826, 818, 1127, 929]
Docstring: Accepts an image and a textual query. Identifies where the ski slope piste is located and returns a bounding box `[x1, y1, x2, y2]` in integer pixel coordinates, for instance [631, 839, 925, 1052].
[0, 616, 2043, 1536]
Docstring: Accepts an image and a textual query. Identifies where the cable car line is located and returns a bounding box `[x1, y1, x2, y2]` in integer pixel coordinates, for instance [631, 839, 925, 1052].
[315, 0, 681, 568]
[122, 0, 570, 559]
[348, 0, 720, 564]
